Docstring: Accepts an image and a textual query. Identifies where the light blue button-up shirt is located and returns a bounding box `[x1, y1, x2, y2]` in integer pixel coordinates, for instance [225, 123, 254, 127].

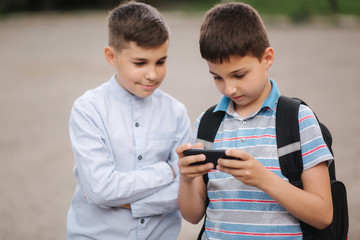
[66, 75, 191, 239]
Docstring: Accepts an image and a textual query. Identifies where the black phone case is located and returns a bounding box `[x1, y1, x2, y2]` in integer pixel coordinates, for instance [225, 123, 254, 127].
[184, 149, 239, 168]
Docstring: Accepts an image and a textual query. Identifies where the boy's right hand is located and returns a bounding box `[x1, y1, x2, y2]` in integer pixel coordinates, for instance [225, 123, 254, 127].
[177, 143, 213, 182]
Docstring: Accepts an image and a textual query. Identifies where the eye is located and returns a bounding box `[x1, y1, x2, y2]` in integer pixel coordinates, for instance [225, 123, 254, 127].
[134, 62, 146, 66]
[156, 60, 166, 65]
[212, 75, 222, 80]
[234, 73, 246, 79]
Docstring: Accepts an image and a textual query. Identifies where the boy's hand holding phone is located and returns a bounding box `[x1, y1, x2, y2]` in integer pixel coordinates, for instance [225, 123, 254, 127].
[216, 149, 271, 188]
[178, 145, 271, 188]
[177, 143, 244, 182]
[177, 143, 213, 182]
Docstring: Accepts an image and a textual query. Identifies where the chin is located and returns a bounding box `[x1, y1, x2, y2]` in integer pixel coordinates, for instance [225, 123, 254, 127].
[137, 91, 155, 98]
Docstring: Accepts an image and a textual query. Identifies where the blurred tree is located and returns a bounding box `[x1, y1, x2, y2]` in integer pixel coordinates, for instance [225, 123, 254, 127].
[0, 0, 166, 13]
[0, 0, 349, 15]
[328, 0, 339, 13]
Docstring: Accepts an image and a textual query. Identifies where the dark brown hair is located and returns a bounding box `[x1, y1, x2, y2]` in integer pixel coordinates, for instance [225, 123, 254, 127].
[107, 1, 169, 51]
[200, 2, 270, 63]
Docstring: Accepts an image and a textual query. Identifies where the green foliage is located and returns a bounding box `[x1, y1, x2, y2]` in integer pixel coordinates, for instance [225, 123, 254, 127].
[160, 0, 360, 19]
[1, 0, 360, 18]
[242, 0, 333, 15]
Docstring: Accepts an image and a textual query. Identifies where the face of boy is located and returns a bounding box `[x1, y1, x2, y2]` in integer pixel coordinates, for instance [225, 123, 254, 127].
[207, 48, 274, 115]
[105, 41, 168, 98]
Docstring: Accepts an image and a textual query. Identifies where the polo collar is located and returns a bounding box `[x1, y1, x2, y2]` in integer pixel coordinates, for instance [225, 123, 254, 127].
[214, 78, 280, 113]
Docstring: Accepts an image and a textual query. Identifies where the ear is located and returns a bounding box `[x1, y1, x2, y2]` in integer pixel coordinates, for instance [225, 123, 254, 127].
[104, 46, 117, 67]
[263, 47, 274, 69]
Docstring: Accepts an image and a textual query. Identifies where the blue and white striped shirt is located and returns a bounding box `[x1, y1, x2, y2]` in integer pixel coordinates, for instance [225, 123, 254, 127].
[192, 79, 333, 239]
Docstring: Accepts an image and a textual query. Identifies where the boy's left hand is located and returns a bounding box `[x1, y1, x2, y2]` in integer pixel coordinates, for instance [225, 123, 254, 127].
[119, 204, 131, 209]
[217, 149, 270, 188]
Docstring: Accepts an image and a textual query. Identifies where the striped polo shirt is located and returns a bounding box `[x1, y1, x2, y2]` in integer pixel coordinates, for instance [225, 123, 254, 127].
[192, 79, 333, 239]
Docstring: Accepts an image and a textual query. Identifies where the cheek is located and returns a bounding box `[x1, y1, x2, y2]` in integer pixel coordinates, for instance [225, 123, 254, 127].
[123, 65, 143, 80]
[158, 66, 167, 80]
[161, 64, 167, 74]
[247, 70, 266, 88]
[214, 80, 225, 93]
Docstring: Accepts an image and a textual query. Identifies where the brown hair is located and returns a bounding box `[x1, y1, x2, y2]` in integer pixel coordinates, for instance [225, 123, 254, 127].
[107, 1, 169, 51]
[200, 2, 270, 63]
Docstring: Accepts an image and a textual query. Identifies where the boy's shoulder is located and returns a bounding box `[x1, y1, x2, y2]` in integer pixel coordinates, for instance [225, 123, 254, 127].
[153, 88, 186, 110]
[72, 80, 111, 110]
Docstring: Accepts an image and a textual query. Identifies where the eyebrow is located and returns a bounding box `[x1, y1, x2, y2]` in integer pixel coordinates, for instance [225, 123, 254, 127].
[158, 56, 167, 61]
[209, 67, 246, 76]
[132, 56, 167, 61]
[209, 71, 219, 76]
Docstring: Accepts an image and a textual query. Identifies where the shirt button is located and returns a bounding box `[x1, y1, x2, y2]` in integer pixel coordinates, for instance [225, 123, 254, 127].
[242, 120, 247, 125]
[135, 122, 139, 127]
[241, 137, 246, 142]
[141, 219, 145, 224]
[138, 155, 142, 160]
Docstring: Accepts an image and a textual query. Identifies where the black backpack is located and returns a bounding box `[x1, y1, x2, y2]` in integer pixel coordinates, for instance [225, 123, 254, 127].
[196, 95, 349, 240]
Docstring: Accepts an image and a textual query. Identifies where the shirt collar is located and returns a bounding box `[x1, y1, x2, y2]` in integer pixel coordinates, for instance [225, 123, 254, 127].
[107, 75, 132, 101]
[214, 78, 280, 113]
[262, 78, 280, 110]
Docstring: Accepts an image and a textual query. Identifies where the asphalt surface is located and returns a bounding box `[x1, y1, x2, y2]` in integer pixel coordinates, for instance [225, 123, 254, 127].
[0, 11, 359, 240]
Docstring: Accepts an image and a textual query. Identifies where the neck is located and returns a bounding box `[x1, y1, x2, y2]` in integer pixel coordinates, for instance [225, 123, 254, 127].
[235, 79, 272, 118]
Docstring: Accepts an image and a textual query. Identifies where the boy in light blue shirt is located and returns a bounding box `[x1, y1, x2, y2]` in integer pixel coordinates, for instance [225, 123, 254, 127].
[66, 2, 191, 239]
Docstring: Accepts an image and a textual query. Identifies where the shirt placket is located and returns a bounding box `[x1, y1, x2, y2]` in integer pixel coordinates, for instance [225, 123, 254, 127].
[237, 119, 248, 146]
[136, 216, 148, 239]
[132, 97, 145, 169]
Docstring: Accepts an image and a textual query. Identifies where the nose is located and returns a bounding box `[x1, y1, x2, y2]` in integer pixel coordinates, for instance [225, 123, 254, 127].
[145, 67, 157, 81]
[224, 81, 237, 96]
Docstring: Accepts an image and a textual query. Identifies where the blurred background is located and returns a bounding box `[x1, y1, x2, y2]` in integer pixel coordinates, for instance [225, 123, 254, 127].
[1, 0, 360, 21]
[0, 0, 359, 239]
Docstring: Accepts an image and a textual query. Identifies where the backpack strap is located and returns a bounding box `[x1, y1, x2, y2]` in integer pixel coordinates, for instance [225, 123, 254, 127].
[197, 104, 226, 186]
[197, 105, 226, 149]
[276, 96, 317, 239]
[276, 96, 304, 188]
[276, 96, 336, 184]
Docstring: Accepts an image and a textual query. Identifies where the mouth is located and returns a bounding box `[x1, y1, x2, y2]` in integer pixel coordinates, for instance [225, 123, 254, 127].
[231, 95, 243, 101]
[139, 83, 158, 91]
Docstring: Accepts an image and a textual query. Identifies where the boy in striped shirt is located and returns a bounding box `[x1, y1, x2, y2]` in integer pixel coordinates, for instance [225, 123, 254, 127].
[177, 2, 333, 239]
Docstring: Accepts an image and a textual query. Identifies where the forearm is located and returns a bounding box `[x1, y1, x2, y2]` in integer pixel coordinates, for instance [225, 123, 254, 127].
[130, 174, 179, 217]
[260, 169, 333, 229]
[178, 176, 206, 224]
[79, 161, 174, 207]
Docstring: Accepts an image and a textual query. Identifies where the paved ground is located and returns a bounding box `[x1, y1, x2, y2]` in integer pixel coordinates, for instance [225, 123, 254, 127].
[0, 11, 359, 240]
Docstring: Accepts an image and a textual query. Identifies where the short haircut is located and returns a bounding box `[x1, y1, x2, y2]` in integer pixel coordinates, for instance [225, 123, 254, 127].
[200, 2, 270, 63]
[107, 1, 169, 51]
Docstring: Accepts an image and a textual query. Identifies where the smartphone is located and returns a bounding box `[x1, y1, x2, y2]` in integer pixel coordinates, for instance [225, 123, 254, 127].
[183, 149, 240, 168]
